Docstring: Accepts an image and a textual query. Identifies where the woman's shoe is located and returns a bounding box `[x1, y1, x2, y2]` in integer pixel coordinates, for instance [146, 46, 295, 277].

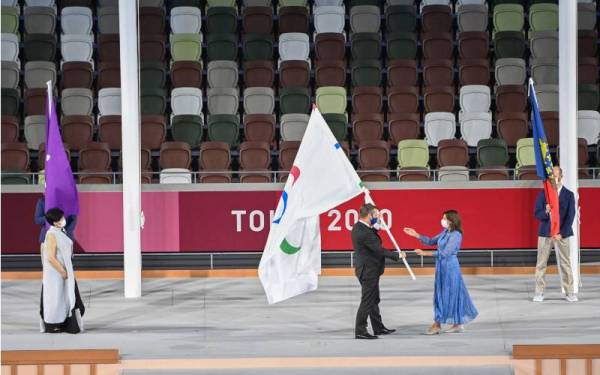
[444, 325, 464, 333]
[424, 325, 441, 335]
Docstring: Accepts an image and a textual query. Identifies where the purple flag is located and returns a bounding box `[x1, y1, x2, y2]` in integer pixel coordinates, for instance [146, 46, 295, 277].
[44, 82, 79, 216]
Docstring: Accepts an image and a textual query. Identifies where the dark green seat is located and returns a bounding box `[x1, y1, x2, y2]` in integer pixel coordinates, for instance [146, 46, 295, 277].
[243, 33, 273, 61]
[1, 88, 20, 116]
[493, 31, 526, 58]
[385, 5, 417, 33]
[351, 32, 381, 61]
[578, 84, 600, 111]
[207, 114, 239, 147]
[350, 0, 379, 6]
[140, 62, 166, 89]
[477, 138, 509, 167]
[24, 34, 57, 61]
[1, 174, 31, 185]
[206, 6, 238, 34]
[386, 32, 417, 60]
[322, 113, 348, 142]
[206, 33, 238, 62]
[170, 0, 201, 6]
[493, 0, 525, 4]
[351, 60, 382, 87]
[279, 87, 311, 115]
[140, 89, 166, 115]
[171, 114, 204, 148]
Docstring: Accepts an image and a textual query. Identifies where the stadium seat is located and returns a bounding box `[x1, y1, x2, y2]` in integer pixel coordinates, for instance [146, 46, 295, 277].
[171, 114, 204, 148]
[141, 115, 167, 150]
[493, 31, 526, 58]
[385, 5, 416, 33]
[388, 86, 419, 113]
[207, 114, 240, 147]
[60, 88, 93, 116]
[460, 85, 491, 113]
[314, 33, 346, 61]
[397, 139, 430, 181]
[421, 4, 453, 33]
[423, 86, 455, 113]
[1, 116, 20, 143]
[61, 62, 93, 89]
[171, 61, 203, 88]
[322, 113, 348, 141]
[577, 30, 597, 58]
[578, 57, 598, 84]
[438, 166, 470, 182]
[278, 140, 301, 181]
[529, 3, 558, 32]
[140, 34, 166, 61]
[578, 84, 600, 111]
[421, 32, 453, 60]
[457, 4, 488, 32]
[350, 5, 380, 33]
[170, 6, 202, 33]
[279, 60, 310, 88]
[460, 111, 493, 147]
[140, 89, 166, 116]
[458, 31, 489, 59]
[207, 6, 238, 33]
[159, 168, 192, 184]
[1, 6, 19, 34]
[279, 33, 310, 64]
[98, 34, 120, 62]
[278, 6, 309, 34]
[61, 115, 94, 150]
[577, 111, 600, 145]
[170, 33, 203, 61]
[577, 3, 596, 31]
[206, 33, 238, 62]
[24, 6, 56, 34]
[423, 59, 454, 87]
[61, 6, 93, 34]
[239, 141, 272, 183]
[388, 112, 420, 145]
[140, 62, 166, 89]
[530, 58, 558, 85]
[386, 32, 418, 60]
[1, 143, 30, 184]
[424, 112, 456, 147]
[279, 87, 311, 114]
[207, 87, 240, 115]
[243, 6, 273, 34]
[1, 88, 20, 116]
[492, 4, 524, 33]
[529, 31, 558, 59]
[243, 61, 275, 87]
[352, 113, 384, 145]
[314, 6, 346, 34]
[352, 87, 383, 114]
[97, 6, 119, 34]
[358, 140, 390, 181]
[199, 141, 232, 183]
[207, 60, 239, 88]
[534, 84, 559, 112]
[316, 86, 347, 114]
[98, 115, 122, 149]
[159, 141, 192, 171]
[477, 138, 509, 171]
[495, 58, 527, 85]
[171, 87, 203, 117]
[243, 87, 275, 115]
[496, 111, 528, 147]
[280, 113, 310, 141]
[386, 60, 417, 87]
[1, 33, 20, 63]
[24, 89, 46, 116]
[351, 60, 382, 87]
[243, 114, 275, 144]
[78, 142, 112, 184]
[139, 6, 165, 35]
[98, 88, 122, 116]
[1, 61, 20, 89]
[24, 34, 57, 61]
[24, 115, 46, 150]
[98, 61, 122, 89]
[315, 60, 347, 87]
[60, 34, 94, 64]
[459, 59, 490, 86]
[243, 33, 274, 61]
[495, 84, 527, 113]
[515, 138, 537, 180]
[24, 61, 56, 89]
[437, 139, 469, 167]
[351, 32, 381, 60]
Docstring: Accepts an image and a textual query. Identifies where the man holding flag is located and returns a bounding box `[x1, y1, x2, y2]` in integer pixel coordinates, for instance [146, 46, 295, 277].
[529, 79, 577, 303]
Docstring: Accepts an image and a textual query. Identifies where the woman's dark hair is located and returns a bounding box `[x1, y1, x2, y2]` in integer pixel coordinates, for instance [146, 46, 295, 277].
[444, 209, 463, 234]
[45, 208, 64, 226]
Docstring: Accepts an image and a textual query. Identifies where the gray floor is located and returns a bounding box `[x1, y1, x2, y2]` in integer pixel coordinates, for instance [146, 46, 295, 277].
[2, 275, 600, 360]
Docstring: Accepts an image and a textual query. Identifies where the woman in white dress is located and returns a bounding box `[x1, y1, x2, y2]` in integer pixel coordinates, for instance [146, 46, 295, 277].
[40, 208, 85, 333]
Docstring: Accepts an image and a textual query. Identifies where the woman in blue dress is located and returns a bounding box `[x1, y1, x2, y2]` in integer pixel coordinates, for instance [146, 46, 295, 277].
[404, 210, 478, 335]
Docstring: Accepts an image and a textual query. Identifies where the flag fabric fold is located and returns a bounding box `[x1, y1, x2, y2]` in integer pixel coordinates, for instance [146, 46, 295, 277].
[258, 108, 364, 304]
[44, 81, 79, 217]
[529, 79, 559, 237]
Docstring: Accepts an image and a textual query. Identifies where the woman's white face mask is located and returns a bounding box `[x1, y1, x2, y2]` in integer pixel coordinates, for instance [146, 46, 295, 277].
[57, 218, 67, 228]
[441, 218, 449, 229]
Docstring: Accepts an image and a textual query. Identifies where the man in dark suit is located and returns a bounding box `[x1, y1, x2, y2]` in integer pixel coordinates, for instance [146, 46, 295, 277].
[352, 203, 405, 339]
[533, 166, 577, 303]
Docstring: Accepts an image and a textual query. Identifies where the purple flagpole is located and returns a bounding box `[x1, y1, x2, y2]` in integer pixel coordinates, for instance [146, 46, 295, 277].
[44, 81, 79, 216]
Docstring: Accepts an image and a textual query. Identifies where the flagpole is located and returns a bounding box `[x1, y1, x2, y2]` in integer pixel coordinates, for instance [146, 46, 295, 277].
[363, 189, 416, 280]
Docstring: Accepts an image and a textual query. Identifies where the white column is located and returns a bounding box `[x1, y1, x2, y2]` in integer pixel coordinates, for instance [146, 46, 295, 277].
[559, 0, 580, 293]
[119, 0, 142, 298]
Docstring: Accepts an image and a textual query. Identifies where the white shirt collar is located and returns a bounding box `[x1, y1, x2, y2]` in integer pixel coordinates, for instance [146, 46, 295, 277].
[557, 185, 563, 195]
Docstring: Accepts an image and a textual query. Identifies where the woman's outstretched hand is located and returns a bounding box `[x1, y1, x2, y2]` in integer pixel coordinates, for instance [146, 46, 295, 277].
[403, 227, 419, 238]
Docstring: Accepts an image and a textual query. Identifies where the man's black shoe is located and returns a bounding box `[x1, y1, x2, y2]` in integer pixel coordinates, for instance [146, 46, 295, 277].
[355, 333, 378, 339]
[374, 328, 396, 335]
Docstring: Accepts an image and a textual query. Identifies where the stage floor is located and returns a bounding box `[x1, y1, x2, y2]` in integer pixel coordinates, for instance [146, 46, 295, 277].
[2, 275, 599, 363]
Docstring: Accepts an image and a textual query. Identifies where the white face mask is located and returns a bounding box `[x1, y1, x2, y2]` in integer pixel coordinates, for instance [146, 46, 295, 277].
[441, 219, 449, 229]
[58, 218, 67, 228]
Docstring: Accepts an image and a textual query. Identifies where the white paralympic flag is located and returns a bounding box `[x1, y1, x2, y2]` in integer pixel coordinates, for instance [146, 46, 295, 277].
[259, 107, 364, 304]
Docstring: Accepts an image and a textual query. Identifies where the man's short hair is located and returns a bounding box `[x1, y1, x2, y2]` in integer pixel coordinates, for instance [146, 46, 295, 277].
[359, 203, 377, 218]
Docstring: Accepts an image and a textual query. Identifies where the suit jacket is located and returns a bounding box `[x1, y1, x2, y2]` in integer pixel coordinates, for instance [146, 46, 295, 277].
[534, 187, 576, 238]
[352, 221, 399, 279]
